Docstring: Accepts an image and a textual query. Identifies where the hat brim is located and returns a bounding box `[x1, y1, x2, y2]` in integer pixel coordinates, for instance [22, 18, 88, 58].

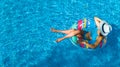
[99, 21, 109, 36]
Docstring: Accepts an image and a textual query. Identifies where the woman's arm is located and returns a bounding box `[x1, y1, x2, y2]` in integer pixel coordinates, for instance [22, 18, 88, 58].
[84, 36, 103, 49]
[94, 17, 102, 28]
[94, 17, 102, 22]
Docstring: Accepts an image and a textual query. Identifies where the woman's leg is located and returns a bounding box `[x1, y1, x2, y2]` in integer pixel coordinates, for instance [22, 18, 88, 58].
[51, 28, 74, 34]
[56, 30, 80, 42]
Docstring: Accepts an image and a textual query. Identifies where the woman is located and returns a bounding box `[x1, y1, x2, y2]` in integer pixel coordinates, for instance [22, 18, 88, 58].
[51, 17, 112, 49]
[82, 17, 112, 49]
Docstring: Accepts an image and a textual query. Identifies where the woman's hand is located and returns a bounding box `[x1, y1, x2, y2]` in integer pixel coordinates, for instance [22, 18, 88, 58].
[81, 41, 86, 44]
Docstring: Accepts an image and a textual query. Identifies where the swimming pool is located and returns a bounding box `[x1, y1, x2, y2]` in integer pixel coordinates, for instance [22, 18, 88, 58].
[0, 0, 120, 67]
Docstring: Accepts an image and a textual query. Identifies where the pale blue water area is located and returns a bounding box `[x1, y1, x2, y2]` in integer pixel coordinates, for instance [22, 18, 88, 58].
[0, 0, 120, 67]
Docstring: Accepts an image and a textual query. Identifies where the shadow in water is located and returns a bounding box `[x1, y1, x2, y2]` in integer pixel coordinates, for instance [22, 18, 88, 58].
[107, 24, 120, 50]
[38, 24, 120, 66]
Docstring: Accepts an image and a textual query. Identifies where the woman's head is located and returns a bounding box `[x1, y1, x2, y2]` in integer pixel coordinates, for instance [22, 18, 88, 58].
[99, 21, 112, 36]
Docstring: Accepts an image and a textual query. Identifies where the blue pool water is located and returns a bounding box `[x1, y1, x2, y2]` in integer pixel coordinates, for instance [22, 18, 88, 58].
[0, 0, 120, 67]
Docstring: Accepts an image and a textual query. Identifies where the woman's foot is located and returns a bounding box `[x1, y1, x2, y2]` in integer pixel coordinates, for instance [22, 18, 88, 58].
[56, 38, 64, 42]
[51, 28, 58, 32]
